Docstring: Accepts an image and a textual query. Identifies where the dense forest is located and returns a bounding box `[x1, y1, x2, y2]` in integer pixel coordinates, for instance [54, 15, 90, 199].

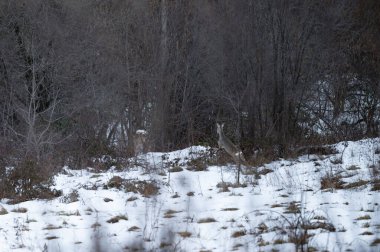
[0, 0, 379, 172]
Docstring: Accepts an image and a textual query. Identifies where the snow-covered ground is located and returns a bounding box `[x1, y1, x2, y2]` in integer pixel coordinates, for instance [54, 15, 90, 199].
[1, 140, 380, 251]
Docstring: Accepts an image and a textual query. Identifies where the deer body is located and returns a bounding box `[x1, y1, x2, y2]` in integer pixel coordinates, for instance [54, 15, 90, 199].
[216, 123, 246, 164]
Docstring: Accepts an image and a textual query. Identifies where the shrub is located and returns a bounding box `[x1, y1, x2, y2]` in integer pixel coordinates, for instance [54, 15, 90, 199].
[126, 180, 159, 197]
[106, 177, 159, 197]
[107, 176, 124, 189]
[0, 158, 59, 202]
[320, 172, 344, 191]
[186, 158, 207, 171]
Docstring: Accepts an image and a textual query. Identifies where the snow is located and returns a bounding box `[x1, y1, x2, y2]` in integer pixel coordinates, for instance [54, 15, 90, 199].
[135, 130, 147, 135]
[1, 140, 380, 251]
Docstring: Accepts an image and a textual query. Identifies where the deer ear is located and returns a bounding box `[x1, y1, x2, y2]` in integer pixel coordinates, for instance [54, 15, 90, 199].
[221, 123, 224, 128]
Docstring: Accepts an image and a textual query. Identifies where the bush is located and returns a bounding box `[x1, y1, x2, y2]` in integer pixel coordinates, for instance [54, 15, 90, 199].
[320, 172, 345, 191]
[0, 158, 60, 202]
[105, 177, 159, 197]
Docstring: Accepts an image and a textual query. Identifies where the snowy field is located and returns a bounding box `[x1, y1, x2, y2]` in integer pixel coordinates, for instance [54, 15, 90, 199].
[1, 139, 380, 251]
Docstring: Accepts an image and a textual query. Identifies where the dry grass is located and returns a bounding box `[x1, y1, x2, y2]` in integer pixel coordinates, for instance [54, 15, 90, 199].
[91, 222, 101, 228]
[231, 230, 246, 238]
[186, 158, 207, 171]
[90, 174, 102, 179]
[257, 168, 274, 175]
[347, 165, 360, 171]
[221, 208, 239, 211]
[306, 222, 336, 232]
[313, 216, 327, 220]
[258, 239, 270, 247]
[61, 190, 79, 203]
[232, 183, 247, 188]
[160, 242, 171, 248]
[168, 166, 183, 172]
[360, 231, 374, 236]
[178, 231, 192, 238]
[307, 247, 318, 252]
[171, 193, 180, 198]
[288, 232, 313, 247]
[343, 180, 369, 189]
[46, 236, 59, 240]
[296, 145, 337, 156]
[273, 239, 286, 244]
[43, 224, 62, 230]
[371, 238, 380, 246]
[11, 207, 28, 213]
[330, 157, 342, 164]
[271, 203, 283, 208]
[0, 205, 8, 215]
[107, 215, 128, 223]
[284, 201, 300, 214]
[356, 215, 371, 220]
[57, 210, 80, 216]
[107, 176, 124, 189]
[232, 244, 243, 250]
[216, 182, 233, 192]
[197, 217, 216, 223]
[320, 173, 344, 190]
[362, 222, 371, 228]
[0, 158, 59, 202]
[128, 226, 140, 231]
[256, 223, 269, 234]
[371, 179, 380, 191]
[127, 196, 138, 201]
[164, 209, 181, 218]
[124, 180, 159, 197]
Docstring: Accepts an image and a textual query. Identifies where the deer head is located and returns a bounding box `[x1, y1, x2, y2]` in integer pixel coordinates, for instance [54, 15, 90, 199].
[216, 122, 224, 136]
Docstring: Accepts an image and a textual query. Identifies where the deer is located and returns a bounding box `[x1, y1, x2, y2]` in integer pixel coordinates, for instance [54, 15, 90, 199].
[216, 122, 247, 185]
[216, 122, 247, 165]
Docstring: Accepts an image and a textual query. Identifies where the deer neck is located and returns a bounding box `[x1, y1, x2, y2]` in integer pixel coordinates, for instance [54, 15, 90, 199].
[217, 129, 223, 140]
[218, 131, 227, 149]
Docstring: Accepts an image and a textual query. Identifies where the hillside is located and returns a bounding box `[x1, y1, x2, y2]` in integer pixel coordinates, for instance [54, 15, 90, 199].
[1, 139, 380, 251]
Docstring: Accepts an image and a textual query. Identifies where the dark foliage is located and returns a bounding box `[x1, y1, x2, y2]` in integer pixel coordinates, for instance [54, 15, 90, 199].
[0, 0, 379, 178]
